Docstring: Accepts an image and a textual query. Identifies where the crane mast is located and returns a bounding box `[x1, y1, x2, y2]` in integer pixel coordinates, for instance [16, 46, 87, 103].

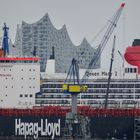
[105, 35, 116, 109]
[63, 58, 80, 114]
[2, 23, 9, 57]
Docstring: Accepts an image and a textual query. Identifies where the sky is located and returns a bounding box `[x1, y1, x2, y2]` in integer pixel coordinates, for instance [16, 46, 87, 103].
[0, 0, 140, 71]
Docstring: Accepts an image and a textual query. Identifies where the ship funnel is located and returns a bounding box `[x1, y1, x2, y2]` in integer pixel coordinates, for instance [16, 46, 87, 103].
[124, 41, 140, 74]
[45, 48, 55, 76]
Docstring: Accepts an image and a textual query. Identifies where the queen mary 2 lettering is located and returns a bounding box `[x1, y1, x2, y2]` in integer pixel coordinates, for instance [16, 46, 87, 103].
[80, 69, 118, 79]
[15, 119, 60, 139]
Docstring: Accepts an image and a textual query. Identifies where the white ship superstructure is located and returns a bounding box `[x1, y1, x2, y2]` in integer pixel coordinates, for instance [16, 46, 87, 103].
[0, 57, 40, 109]
[38, 56, 140, 108]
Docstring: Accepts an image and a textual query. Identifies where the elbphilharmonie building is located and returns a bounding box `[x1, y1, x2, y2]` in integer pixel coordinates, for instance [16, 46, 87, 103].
[13, 14, 99, 72]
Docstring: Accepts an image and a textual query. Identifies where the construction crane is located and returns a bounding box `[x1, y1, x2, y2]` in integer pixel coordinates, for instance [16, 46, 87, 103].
[81, 3, 125, 84]
[63, 3, 125, 95]
[63, 59, 79, 114]
[2, 23, 9, 57]
[63, 58, 91, 139]
[62, 3, 125, 139]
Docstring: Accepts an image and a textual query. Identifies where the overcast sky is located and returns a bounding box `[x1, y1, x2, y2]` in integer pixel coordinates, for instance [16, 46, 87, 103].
[0, 0, 139, 71]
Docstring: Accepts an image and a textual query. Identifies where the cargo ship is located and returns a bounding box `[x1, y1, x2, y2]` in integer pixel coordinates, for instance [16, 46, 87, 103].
[0, 23, 140, 140]
[1, 3, 140, 140]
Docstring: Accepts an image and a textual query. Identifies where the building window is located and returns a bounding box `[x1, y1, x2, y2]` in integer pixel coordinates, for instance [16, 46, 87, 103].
[30, 94, 33, 97]
[25, 94, 28, 97]
[125, 68, 128, 73]
[130, 68, 133, 73]
[20, 94, 23, 97]
[134, 68, 137, 73]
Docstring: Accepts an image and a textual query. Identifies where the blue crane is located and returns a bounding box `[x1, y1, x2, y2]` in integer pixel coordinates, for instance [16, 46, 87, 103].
[2, 23, 9, 56]
[81, 3, 125, 84]
[62, 3, 125, 139]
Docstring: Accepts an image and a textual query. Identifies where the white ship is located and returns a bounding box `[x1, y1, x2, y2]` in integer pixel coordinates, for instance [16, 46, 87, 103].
[38, 44, 140, 109]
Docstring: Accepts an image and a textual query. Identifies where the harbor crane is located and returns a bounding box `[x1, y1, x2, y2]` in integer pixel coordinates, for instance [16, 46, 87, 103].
[62, 3, 125, 139]
[0, 23, 9, 57]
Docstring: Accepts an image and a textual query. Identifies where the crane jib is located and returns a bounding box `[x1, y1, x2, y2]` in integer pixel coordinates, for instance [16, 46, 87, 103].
[81, 3, 125, 84]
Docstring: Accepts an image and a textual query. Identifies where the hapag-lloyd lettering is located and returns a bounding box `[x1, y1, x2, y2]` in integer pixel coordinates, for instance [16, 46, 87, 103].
[15, 118, 60, 139]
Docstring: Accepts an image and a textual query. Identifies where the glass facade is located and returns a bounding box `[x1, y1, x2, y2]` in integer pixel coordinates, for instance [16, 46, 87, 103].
[13, 14, 100, 72]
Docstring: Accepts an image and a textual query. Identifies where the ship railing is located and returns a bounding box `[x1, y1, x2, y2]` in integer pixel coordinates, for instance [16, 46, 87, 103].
[1, 107, 140, 117]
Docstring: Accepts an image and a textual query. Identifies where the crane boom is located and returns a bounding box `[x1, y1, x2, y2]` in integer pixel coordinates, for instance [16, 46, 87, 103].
[81, 3, 125, 84]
